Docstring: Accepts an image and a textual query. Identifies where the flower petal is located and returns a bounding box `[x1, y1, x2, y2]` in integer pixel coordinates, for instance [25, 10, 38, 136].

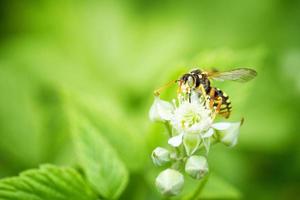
[212, 122, 232, 130]
[212, 121, 241, 147]
[149, 97, 174, 122]
[168, 134, 183, 147]
[202, 128, 214, 138]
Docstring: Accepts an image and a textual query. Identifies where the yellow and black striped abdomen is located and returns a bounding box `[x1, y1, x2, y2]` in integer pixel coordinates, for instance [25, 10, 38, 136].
[210, 87, 232, 118]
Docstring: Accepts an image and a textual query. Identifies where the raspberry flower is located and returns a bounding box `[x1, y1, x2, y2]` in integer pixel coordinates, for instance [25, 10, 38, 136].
[149, 87, 243, 197]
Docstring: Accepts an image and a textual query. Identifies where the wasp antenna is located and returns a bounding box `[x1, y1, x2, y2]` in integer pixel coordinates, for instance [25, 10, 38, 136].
[153, 80, 177, 96]
[154, 91, 160, 96]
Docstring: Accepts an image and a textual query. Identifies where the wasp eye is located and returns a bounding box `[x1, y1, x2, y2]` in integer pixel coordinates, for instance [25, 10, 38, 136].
[187, 76, 194, 87]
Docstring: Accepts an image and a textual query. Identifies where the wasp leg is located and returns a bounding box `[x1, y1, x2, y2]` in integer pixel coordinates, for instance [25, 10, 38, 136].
[215, 97, 223, 113]
[154, 80, 176, 96]
[198, 84, 207, 99]
[177, 80, 183, 95]
[219, 111, 230, 119]
[209, 88, 216, 108]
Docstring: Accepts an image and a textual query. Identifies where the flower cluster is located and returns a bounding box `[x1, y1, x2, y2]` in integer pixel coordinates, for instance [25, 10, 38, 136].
[149, 89, 242, 196]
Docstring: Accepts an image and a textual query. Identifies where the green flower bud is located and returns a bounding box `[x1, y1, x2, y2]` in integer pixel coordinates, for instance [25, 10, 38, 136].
[185, 155, 209, 180]
[151, 147, 170, 166]
[155, 169, 184, 196]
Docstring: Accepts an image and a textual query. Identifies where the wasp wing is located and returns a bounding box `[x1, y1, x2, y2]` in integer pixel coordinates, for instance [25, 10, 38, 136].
[208, 68, 257, 82]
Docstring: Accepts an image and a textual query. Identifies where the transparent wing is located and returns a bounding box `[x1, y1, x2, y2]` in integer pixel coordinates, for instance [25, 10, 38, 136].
[208, 68, 257, 82]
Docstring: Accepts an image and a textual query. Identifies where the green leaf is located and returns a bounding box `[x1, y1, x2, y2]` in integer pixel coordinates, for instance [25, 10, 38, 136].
[75, 95, 147, 172]
[72, 116, 129, 199]
[0, 164, 98, 200]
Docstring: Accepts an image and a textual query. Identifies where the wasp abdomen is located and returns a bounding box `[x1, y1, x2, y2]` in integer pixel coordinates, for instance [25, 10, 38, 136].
[211, 87, 232, 118]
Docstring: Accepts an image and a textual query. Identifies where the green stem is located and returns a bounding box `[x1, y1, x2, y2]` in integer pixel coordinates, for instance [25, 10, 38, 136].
[188, 173, 210, 200]
[164, 122, 173, 138]
[164, 122, 181, 156]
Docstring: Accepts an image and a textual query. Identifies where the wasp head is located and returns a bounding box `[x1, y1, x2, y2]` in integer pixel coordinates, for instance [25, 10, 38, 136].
[179, 68, 210, 93]
[180, 73, 195, 88]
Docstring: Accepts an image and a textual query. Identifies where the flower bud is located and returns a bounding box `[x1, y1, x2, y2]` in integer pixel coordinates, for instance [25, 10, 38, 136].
[155, 169, 184, 196]
[185, 155, 209, 180]
[151, 147, 171, 166]
[149, 97, 174, 122]
[212, 121, 241, 147]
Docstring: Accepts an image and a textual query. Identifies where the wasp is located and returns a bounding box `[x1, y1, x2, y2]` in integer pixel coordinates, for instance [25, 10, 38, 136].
[154, 68, 257, 118]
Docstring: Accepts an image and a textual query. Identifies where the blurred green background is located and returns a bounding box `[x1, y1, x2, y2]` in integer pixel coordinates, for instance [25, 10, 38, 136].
[0, 0, 300, 199]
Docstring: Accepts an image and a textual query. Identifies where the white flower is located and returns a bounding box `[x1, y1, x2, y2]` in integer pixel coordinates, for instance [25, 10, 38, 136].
[151, 147, 171, 166]
[212, 121, 242, 147]
[185, 155, 209, 179]
[166, 92, 214, 151]
[170, 98, 213, 134]
[149, 97, 174, 122]
[155, 169, 184, 196]
[150, 92, 242, 152]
